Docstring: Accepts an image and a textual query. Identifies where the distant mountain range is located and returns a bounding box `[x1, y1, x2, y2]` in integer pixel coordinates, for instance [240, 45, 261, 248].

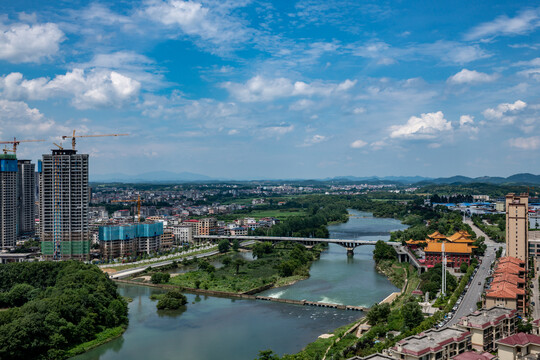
[90, 172, 540, 185]
[91, 171, 214, 183]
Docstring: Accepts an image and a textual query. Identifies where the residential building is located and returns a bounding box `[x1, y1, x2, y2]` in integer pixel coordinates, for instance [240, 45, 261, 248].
[0, 154, 17, 249]
[99, 222, 163, 259]
[230, 227, 248, 236]
[161, 228, 173, 250]
[39, 149, 90, 260]
[506, 193, 529, 264]
[456, 307, 517, 351]
[17, 160, 35, 236]
[172, 225, 193, 244]
[496, 333, 540, 360]
[198, 217, 217, 236]
[390, 328, 472, 360]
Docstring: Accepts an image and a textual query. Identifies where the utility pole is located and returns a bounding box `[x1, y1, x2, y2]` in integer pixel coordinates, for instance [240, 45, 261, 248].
[442, 241, 447, 297]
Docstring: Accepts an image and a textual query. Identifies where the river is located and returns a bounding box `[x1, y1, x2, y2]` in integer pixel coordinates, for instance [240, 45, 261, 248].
[73, 210, 407, 360]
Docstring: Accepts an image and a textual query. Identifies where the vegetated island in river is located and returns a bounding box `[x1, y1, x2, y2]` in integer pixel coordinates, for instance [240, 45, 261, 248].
[129, 241, 327, 295]
[0, 261, 129, 360]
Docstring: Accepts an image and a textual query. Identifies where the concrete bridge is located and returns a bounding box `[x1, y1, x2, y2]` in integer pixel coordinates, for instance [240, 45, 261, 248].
[194, 234, 400, 256]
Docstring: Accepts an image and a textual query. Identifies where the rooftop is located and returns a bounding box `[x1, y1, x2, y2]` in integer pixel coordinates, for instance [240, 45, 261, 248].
[499, 257, 525, 266]
[394, 328, 470, 356]
[497, 333, 540, 346]
[486, 283, 525, 299]
[452, 351, 496, 360]
[347, 354, 395, 360]
[457, 307, 515, 329]
[424, 242, 472, 254]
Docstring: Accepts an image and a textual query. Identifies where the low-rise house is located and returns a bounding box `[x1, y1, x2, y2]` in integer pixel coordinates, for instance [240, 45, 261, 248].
[390, 328, 472, 360]
[456, 307, 517, 351]
[347, 354, 396, 360]
[496, 333, 540, 360]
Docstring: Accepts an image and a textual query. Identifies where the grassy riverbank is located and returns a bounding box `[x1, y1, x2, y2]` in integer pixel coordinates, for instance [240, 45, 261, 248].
[65, 326, 127, 358]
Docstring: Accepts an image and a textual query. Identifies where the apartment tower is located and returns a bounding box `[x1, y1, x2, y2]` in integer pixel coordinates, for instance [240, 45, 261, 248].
[0, 154, 17, 249]
[506, 193, 529, 263]
[17, 160, 35, 236]
[39, 149, 90, 260]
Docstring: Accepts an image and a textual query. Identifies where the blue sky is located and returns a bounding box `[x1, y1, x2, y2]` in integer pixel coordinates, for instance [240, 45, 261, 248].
[1, 0, 539, 179]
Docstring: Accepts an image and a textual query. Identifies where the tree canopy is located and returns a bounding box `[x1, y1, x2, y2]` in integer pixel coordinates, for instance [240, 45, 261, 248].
[0, 261, 128, 360]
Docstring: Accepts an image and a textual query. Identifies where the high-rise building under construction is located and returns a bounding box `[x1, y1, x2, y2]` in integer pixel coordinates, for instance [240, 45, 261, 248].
[0, 154, 17, 249]
[39, 149, 90, 260]
[17, 160, 35, 236]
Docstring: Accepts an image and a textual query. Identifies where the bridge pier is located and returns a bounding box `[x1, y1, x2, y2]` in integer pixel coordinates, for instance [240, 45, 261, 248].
[346, 248, 354, 257]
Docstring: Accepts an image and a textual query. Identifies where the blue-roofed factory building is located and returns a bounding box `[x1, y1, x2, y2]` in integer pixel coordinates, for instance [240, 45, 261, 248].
[99, 222, 164, 259]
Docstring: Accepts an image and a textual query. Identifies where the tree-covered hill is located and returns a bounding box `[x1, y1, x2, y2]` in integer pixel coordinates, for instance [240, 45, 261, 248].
[0, 261, 128, 359]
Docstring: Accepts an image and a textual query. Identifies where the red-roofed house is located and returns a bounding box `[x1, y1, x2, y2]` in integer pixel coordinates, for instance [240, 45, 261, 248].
[452, 351, 495, 360]
[496, 333, 540, 360]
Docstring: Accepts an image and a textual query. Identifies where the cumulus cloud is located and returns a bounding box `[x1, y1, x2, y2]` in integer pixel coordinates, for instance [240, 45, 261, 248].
[0, 69, 141, 109]
[482, 100, 527, 123]
[509, 136, 540, 150]
[459, 115, 474, 126]
[222, 75, 356, 102]
[465, 8, 540, 40]
[389, 111, 452, 139]
[459, 115, 479, 136]
[0, 22, 64, 63]
[350, 139, 367, 148]
[448, 69, 498, 84]
[0, 100, 55, 137]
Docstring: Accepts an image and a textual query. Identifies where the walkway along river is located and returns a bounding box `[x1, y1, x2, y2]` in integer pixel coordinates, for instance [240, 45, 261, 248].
[73, 210, 408, 360]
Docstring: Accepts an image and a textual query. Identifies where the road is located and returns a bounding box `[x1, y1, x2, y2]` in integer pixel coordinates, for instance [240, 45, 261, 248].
[108, 240, 255, 279]
[444, 219, 505, 327]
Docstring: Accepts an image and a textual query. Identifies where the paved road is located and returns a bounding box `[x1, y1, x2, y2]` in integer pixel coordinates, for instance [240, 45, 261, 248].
[444, 219, 505, 327]
[108, 240, 255, 279]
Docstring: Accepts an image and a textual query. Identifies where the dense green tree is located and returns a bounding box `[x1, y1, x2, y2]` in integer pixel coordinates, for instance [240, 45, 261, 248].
[156, 291, 187, 310]
[252, 242, 273, 259]
[460, 262, 468, 273]
[218, 239, 230, 253]
[366, 303, 391, 325]
[151, 272, 171, 284]
[232, 239, 240, 251]
[402, 301, 424, 330]
[373, 241, 397, 262]
[233, 259, 247, 275]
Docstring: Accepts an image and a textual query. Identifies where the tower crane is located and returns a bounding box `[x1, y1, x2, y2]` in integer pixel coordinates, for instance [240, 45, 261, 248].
[62, 130, 129, 150]
[0, 138, 45, 154]
[112, 195, 142, 223]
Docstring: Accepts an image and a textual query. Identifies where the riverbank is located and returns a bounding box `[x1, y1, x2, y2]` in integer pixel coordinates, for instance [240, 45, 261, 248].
[66, 326, 127, 358]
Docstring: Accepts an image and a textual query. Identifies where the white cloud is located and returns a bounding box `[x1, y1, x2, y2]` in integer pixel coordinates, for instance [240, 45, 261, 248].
[448, 69, 498, 84]
[258, 124, 294, 138]
[301, 134, 327, 146]
[143, 0, 251, 53]
[222, 75, 356, 102]
[350, 139, 367, 148]
[0, 22, 64, 63]
[459, 115, 474, 126]
[228, 129, 239, 135]
[350, 40, 489, 65]
[482, 100, 527, 123]
[465, 8, 540, 40]
[389, 111, 452, 139]
[509, 136, 540, 150]
[0, 100, 55, 137]
[289, 99, 315, 111]
[0, 69, 141, 109]
[353, 107, 366, 114]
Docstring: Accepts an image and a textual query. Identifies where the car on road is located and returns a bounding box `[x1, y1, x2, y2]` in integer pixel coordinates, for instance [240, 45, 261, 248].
[478, 281, 481, 285]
